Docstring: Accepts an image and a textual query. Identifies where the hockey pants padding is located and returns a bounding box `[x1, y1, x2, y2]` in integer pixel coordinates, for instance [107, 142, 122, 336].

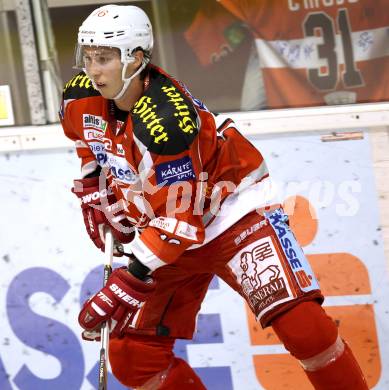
[272, 301, 368, 389]
[137, 357, 206, 390]
[109, 334, 205, 389]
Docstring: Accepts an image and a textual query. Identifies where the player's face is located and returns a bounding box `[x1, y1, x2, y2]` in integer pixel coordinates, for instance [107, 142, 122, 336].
[82, 46, 124, 98]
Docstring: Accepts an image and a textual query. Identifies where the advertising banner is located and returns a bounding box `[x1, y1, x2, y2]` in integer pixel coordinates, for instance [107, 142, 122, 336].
[0, 133, 388, 389]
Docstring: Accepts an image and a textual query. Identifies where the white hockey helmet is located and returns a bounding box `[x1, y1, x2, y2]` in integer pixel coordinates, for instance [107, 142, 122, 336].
[74, 4, 153, 99]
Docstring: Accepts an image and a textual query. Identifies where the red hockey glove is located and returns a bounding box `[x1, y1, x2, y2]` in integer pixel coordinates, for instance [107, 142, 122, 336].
[72, 176, 134, 254]
[78, 267, 156, 340]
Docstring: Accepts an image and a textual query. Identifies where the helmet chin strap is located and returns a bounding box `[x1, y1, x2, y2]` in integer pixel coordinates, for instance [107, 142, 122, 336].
[112, 59, 147, 100]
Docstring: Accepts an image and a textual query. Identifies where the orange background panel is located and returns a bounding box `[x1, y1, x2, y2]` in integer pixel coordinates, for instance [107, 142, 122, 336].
[253, 353, 313, 390]
[325, 305, 381, 388]
[284, 195, 317, 246]
[308, 253, 371, 296]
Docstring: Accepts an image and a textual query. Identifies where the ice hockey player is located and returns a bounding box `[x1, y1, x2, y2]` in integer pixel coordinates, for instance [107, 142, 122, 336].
[60, 4, 368, 389]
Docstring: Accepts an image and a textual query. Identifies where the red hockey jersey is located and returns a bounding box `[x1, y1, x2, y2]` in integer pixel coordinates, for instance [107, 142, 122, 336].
[60, 65, 270, 269]
[185, 0, 389, 108]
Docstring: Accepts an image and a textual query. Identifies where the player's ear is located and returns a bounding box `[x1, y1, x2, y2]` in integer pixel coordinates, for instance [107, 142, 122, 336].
[132, 50, 144, 67]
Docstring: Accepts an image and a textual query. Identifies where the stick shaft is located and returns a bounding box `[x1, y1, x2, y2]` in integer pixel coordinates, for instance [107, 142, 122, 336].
[98, 229, 114, 390]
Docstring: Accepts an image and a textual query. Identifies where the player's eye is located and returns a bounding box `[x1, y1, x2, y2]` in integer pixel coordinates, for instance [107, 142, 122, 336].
[83, 55, 92, 64]
[97, 55, 109, 64]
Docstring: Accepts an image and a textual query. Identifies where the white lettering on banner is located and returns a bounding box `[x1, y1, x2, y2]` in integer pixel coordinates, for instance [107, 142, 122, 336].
[149, 217, 177, 233]
[176, 221, 198, 241]
[83, 114, 107, 132]
[109, 283, 142, 308]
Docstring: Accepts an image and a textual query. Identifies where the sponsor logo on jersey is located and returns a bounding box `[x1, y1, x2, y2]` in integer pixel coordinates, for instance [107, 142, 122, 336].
[106, 153, 137, 185]
[228, 237, 293, 319]
[64, 73, 94, 91]
[176, 221, 198, 241]
[86, 140, 137, 185]
[103, 137, 112, 152]
[156, 156, 196, 186]
[86, 141, 107, 165]
[95, 151, 108, 165]
[161, 85, 197, 135]
[132, 75, 199, 155]
[84, 129, 104, 141]
[88, 142, 105, 154]
[248, 266, 289, 312]
[132, 95, 168, 144]
[83, 114, 107, 132]
[234, 219, 268, 245]
[117, 143, 125, 156]
[149, 217, 177, 233]
[265, 208, 319, 292]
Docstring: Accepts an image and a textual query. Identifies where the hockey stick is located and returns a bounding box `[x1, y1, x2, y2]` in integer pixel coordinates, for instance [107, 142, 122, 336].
[98, 228, 114, 390]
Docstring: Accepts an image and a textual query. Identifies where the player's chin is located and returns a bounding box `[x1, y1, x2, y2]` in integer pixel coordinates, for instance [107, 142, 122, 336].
[96, 85, 116, 99]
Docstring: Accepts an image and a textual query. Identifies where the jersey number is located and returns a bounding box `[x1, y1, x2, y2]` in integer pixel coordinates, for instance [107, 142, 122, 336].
[304, 9, 363, 91]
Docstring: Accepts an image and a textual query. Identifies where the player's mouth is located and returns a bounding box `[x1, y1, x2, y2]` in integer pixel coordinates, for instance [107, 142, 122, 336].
[95, 82, 106, 88]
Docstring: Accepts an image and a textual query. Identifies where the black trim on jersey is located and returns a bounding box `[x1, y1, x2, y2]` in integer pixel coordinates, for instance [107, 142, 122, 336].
[131, 67, 199, 155]
[110, 100, 129, 122]
[62, 71, 100, 101]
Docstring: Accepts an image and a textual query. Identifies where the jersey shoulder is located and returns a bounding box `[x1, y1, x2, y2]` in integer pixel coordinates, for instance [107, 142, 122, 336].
[62, 71, 101, 101]
[132, 66, 200, 155]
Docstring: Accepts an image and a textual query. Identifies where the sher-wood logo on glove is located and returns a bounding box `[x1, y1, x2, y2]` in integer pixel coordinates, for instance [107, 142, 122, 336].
[72, 176, 135, 253]
[80, 187, 113, 205]
[78, 267, 156, 339]
[109, 283, 143, 308]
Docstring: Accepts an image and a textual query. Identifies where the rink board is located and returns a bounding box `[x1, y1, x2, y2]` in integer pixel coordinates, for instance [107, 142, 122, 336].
[0, 131, 388, 390]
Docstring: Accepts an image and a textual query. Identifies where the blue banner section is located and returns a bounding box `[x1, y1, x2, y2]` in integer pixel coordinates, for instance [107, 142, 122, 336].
[86, 363, 126, 390]
[174, 277, 233, 389]
[7, 268, 84, 390]
[0, 355, 13, 390]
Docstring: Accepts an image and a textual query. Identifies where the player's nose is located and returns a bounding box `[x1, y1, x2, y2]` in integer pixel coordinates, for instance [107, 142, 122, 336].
[87, 61, 102, 79]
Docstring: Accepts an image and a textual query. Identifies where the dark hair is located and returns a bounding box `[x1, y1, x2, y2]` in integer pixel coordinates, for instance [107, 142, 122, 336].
[132, 47, 152, 79]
